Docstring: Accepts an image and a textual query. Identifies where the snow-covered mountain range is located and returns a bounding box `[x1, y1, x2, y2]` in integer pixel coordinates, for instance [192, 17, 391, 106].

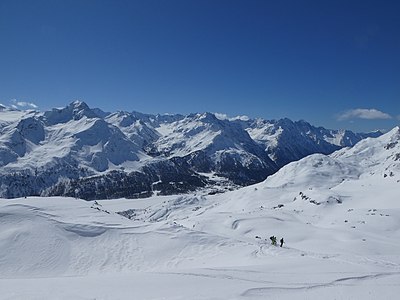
[0, 101, 381, 199]
[0, 125, 399, 299]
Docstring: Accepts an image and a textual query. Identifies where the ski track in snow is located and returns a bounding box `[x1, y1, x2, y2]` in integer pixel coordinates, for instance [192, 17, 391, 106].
[241, 271, 400, 297]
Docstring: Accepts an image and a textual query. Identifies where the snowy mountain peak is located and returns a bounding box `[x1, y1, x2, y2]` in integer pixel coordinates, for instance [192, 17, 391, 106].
[197, 112, 219, 122]
[68, 100, 97, 119]
[43, 101, 98, 125]
[108, 111, 139, 127]
[71, 99, 86, 107]
[385, 126, 400, 142]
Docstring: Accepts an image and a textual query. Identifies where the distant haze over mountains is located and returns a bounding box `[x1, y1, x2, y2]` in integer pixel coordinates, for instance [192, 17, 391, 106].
[0, 101, 382, 199]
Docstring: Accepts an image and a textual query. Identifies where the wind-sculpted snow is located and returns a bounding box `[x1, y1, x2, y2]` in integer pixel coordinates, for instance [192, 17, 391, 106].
[0, 197, 258, 278]
[0, 101, 383, 199]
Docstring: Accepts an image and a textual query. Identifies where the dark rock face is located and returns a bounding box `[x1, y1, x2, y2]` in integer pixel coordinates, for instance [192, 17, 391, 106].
[0, 162, 84, 198]
[43, 159, 208, 200]
[213, 151, 272, 185]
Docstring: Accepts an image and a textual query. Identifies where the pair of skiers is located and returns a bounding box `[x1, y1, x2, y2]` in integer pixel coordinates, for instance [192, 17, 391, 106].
[270, 236, 284, 247]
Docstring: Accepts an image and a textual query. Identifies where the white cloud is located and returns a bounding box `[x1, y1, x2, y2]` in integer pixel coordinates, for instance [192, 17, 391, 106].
[230, 115, 250, 121]
[214, 113, 250, 122]
[213, 113, 229, 120]
[10, 99, 38, 109]
[337, 108, 392, 121]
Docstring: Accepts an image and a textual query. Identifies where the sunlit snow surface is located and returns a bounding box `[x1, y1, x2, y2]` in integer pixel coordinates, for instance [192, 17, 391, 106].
[1, 128, 400, 299]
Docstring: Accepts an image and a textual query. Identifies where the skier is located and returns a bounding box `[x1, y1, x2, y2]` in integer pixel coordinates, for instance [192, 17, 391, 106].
[270, 236, 277, 246]
[280, 237, 284, 247]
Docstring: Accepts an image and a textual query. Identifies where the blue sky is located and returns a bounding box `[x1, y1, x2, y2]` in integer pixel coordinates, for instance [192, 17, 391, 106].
[0, 0, 399, 132]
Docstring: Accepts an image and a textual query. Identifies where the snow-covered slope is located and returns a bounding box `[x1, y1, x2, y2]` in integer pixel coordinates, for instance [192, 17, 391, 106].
[1, 128, 399, 299]
[105, 111, 160, 148]
[1, 102, 143, 171]
[244, 118, 381, 167]
[149, 112, 277, 184]
[0, 101, 382, 199]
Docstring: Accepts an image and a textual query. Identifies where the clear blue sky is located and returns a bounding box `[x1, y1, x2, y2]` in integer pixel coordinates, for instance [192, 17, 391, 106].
[0, 0, 399, 132]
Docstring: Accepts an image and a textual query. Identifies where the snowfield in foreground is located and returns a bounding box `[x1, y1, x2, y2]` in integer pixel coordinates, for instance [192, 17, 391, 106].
[0, 127, 400, 299]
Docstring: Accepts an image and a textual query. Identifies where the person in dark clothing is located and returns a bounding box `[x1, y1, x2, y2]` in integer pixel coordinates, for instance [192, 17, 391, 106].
[280, 238, 284, 247]
[270, 236, 277, 246]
